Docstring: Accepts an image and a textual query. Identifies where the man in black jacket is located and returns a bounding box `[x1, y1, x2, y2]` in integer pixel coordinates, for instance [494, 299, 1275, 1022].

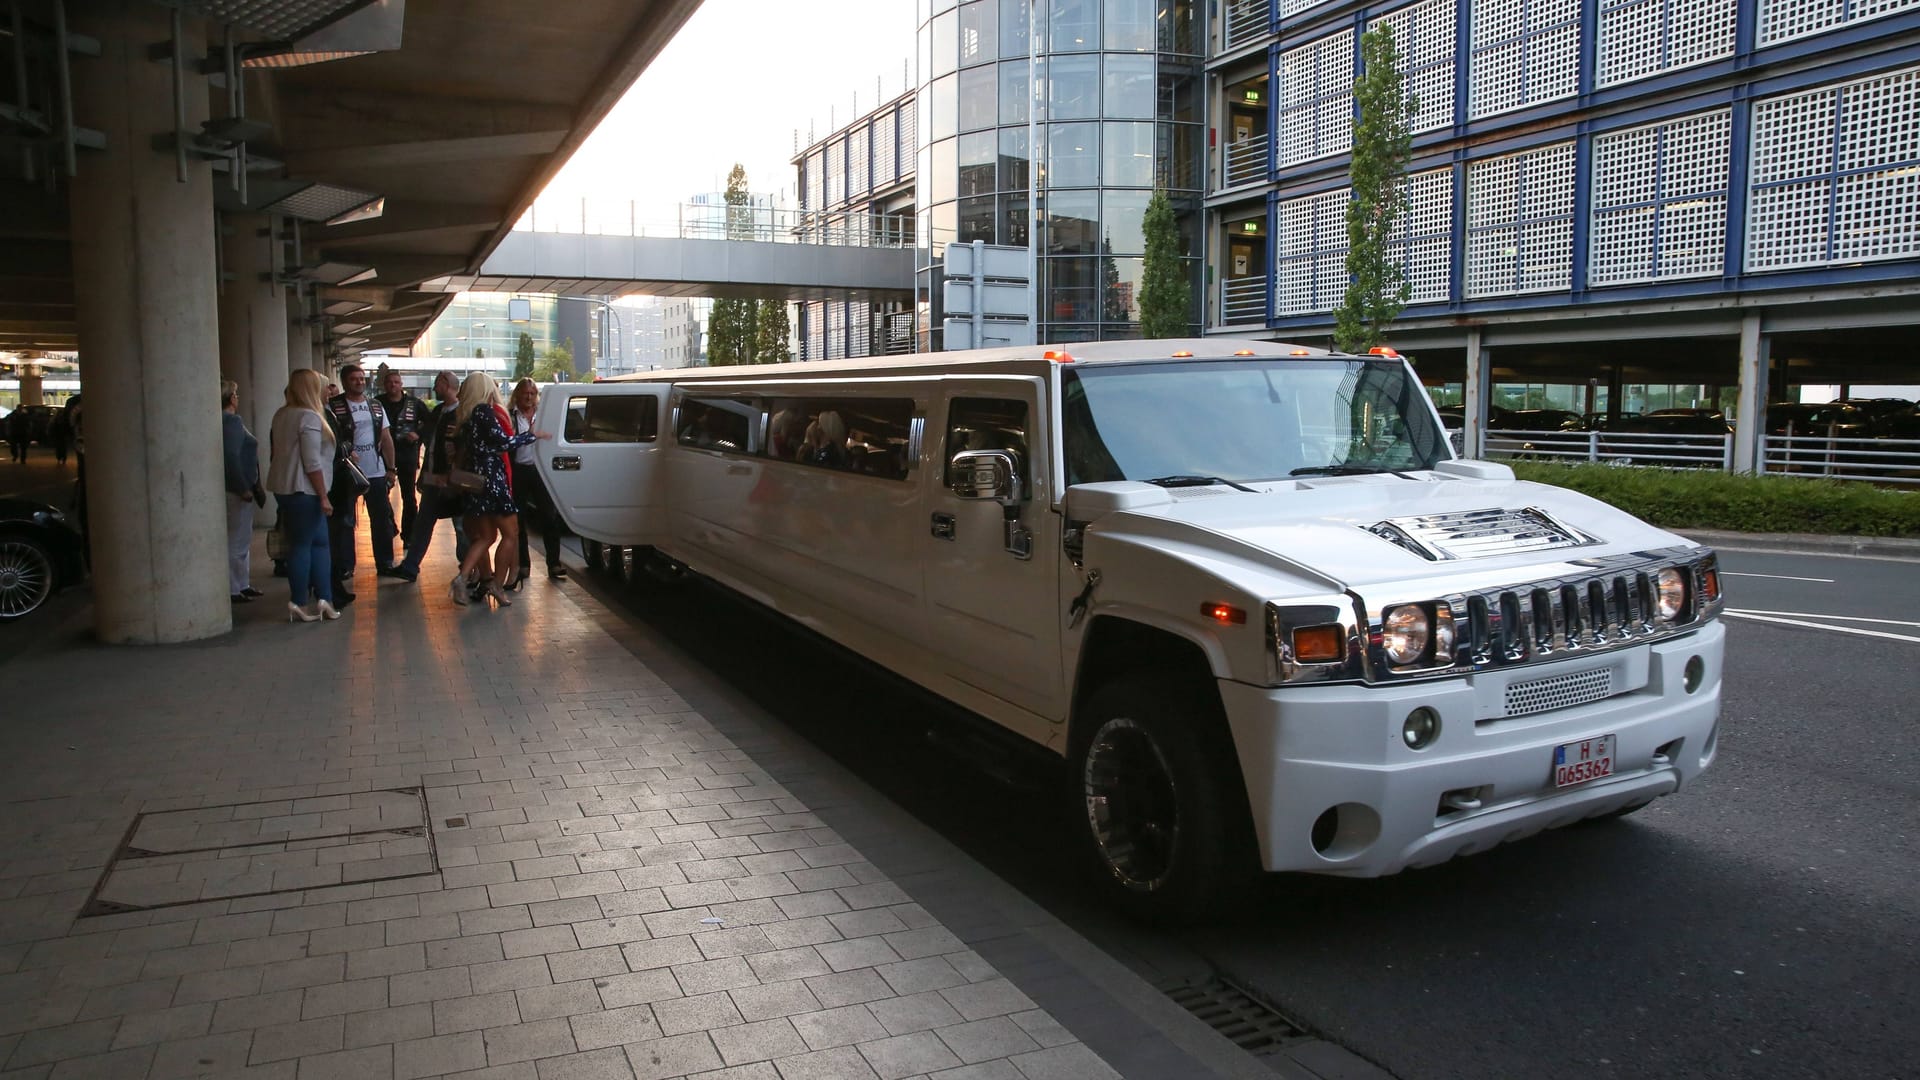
[324, 363, 396, 603]
[392, 371, 469, 583]
[377, 369, 430, 547]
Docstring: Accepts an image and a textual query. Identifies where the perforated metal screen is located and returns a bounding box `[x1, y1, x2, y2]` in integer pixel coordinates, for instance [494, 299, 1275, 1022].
[1391, 167, 1455, 303]
[874, 113, 898, 187]
[1748, 66, 1920, 272]
[1759, 0, 1920, 46]
[1371, 0, 1457, 134]
[1277, 31, 1354, 169]
[1590, 109, 1730, 286]
[1598, 0, 1736, 87]
[850, 127, 871, 200]
[1280, 0, 1333, 16]
[1470, 0, 1581, 120]
[1466, 142, 1575, 297]
[1275, 188, 1349, 315]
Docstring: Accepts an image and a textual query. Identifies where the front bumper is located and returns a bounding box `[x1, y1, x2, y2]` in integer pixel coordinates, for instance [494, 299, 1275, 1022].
[1220, 619, 1725, 876]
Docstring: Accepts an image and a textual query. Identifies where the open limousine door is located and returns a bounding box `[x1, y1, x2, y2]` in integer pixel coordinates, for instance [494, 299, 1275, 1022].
[534, 382, 668, 547]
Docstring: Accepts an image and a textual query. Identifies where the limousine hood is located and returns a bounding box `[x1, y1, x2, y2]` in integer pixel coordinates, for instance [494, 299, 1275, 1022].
[1077, 471, 1696, 596]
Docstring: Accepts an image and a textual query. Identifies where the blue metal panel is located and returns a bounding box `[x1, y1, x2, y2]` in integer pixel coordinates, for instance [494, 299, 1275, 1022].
[1578, 0, 1599, 98]
[1569, 132, 1592, 295]
[1724, 90, 1752, 282]
[1268, 40, 1280, 186]
[1266, 186, 1280, 326]
[1448, 147, 1467, 309]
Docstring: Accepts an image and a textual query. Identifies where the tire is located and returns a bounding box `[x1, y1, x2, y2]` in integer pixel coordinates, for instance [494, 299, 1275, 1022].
[582, 539, 604, 572]
[0, 533, 56, 619]
[1070, 673, 1256, 923]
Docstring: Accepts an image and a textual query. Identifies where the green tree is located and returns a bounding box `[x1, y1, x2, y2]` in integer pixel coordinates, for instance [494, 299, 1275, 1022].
[1334, 24, 1417, 355]
[513, 332, 536, 380]
[754, 300, 792, 364]
[1137, 189, 1190, 339]
[707, 163, 760, 365]
[532, 338, 574, 382]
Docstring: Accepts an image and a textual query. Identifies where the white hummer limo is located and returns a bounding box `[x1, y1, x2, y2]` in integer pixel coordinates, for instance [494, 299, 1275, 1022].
[535, 339, 1725, 918]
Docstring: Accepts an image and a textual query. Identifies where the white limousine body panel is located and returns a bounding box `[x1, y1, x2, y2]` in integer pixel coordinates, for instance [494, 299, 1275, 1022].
[534, 340, 1726, 885]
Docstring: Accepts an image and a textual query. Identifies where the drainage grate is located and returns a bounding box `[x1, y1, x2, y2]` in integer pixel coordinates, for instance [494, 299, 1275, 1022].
[1158, 974, 1310, 1057]
[79, 787, 439, 918]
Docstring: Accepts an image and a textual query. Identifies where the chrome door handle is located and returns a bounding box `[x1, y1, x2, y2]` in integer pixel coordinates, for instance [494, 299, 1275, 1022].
[931, 512, 956, 540]
[551, 456, 581, 471]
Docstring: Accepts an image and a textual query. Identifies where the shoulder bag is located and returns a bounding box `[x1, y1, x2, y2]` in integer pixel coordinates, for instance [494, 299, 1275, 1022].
[446, 429, 486, 493]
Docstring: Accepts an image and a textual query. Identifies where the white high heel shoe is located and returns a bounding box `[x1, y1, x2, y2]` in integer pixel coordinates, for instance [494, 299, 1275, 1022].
[287, 602, 319, 623]
[317, 599, 342, 620]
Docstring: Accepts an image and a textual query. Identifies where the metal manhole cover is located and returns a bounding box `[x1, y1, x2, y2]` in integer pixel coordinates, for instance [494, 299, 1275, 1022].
[79, 787, 438, 918]
[1159, 974, 1310, 1058]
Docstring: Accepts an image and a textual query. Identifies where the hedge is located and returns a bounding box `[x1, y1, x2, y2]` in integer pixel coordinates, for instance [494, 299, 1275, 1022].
[1509, 462, 1920, 538]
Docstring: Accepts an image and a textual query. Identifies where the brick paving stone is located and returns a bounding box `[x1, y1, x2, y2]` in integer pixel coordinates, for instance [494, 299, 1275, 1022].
[501, 926, 580, 960]
[300, 978, 388, 1019]
[345, 1004, 434, 1049]
[394, 1031, 487, 1080]
[427, 934, 506, 970]
[532, 1046, 635, 1080]
[726, 983, 822, 1025]
[858, 1031, 963, 1080]
[248, 1016, 344, 1064]
[310, 924, 388, 958]
[147, 1031, 254, 1079]
[43, 1044, 157, 1080]
[770, 1045, 880, 1080]
[933, 1019, 1038, 1066]
[788, 1004, 886, 1052]
[566, 1006, 660, 1052]
[591, 969, 682, 1011]
[879, 959, 967, 998]
[6, 1019, 120, 1068]
[433, 992, 522, 1036]
[1005, 1044, 1121, 1080]
[867, 993, 965, 1038]
[389, 966, 472, 1007]
[544, 948, 627, 985]
[294, 1044, 393, 1080]
[107, 1003, 212, 1049]
[468, 957, 552, 996]
[515, 981, 606, 1023]
[623, 1032, 721, 1080]
[481, 1018, 576, 1067]
[672, 957, 757, 997]
[708, 1019, 805, 1068]
[650, 991, 743, 1037]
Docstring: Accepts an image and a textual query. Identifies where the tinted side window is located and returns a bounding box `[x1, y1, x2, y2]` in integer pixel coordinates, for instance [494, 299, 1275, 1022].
[564, 395, 658, 444]
[944, 397, 1029, 486]
[767, 397, 916, 480]
[676, 398, 755, 452]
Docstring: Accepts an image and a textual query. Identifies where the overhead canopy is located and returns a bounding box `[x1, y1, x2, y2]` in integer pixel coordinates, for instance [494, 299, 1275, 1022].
[0, 0, 702, 357]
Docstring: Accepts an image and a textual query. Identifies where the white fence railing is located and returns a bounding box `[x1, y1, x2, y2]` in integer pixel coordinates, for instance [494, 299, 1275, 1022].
[1761, 433, 1920, 485]
[1224, 133, 1269, 188]
[1471, 427, 1920, 485]
[1220, 276, 1267, 324]
[1224, 0, 1271, 50]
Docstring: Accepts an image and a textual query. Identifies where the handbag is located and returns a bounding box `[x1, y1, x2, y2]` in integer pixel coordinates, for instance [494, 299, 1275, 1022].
[445, 433, 485, 493]
[336, 455, 371, 496]
[264, 519, 288, 560]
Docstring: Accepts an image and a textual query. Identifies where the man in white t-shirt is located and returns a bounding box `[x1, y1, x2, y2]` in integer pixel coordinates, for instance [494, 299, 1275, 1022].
[324, 363, 398, 601]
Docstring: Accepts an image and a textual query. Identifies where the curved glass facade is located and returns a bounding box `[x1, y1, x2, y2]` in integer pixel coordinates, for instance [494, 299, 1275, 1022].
[916, 0, 1202, 348]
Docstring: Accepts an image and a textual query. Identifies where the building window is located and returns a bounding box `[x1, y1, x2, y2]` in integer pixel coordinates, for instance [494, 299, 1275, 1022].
[826, 139, 847, 206]
[999, 60, 1029, 124]
[1369, 0, 1455, 134]
[961, 0, 997, 65]
[959, 64, 997, 131]
[1392, 166, 1454, 303]
[1104, 53, 1155, 119]
[1597, 0, 1735, 87]
[805, 150, 824, 211]
[1748, 66, 1920, 271]
[874, 113, 898, 186]
[1469, 0, 1580, 119]
[849, 125, 871, 199]
[1044, 53, 1100, 118]
[1590, 109, 1730, 286]
[1759, 0, 1920, 47]
[1274, 188, 1348, 315]
[1048, 122, 1100, 186]
[1465, 141, 1575, 296]
[1277, 30, 1353, 169]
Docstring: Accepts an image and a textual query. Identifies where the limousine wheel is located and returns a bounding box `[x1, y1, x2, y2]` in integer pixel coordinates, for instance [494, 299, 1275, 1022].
[1074, 676, 1249, 922]
[581, 539, 604, 572]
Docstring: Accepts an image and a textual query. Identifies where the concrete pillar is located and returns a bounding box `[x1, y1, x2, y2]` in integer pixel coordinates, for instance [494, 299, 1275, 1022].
[286, 286, 310, 379]
[1732, 313, 1769, 475]
[218, 213, 288, 526]
[67, 1, 230, 643]
[18, 369, 44, 406]
[1463, 329, 1489, 459]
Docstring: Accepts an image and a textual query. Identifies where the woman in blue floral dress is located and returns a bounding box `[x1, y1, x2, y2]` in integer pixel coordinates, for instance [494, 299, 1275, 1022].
[452, 372, 548, 606]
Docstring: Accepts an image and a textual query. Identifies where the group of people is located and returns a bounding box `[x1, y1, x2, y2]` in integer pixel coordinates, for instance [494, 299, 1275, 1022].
[4, 398, 76, 466]
[224, 364, 564, 621]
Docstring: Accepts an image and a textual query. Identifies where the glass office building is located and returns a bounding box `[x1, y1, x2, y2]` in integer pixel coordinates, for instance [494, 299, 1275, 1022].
[416, 294, 565, 371]
[913, 0, 1203, 348]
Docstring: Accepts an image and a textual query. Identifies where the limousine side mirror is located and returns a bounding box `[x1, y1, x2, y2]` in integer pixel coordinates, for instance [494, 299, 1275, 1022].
[949, 449, 1024, 508]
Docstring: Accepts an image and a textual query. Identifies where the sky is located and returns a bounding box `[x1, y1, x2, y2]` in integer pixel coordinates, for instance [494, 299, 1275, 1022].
[528, 0, 917, 234]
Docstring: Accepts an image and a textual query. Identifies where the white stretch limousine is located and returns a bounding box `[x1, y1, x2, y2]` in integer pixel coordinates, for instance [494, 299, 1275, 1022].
[535, 340, 1725, 919]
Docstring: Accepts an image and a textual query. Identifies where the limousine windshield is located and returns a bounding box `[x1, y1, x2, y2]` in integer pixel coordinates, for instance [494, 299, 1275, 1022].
[1061, 358, 1450, 486]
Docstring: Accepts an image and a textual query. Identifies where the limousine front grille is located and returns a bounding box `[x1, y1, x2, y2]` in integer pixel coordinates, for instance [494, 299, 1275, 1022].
[1365, 507, 1595, 561]
[1504, 667, 1614, 718]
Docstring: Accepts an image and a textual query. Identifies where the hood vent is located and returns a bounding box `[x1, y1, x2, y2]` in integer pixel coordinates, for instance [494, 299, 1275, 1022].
[1364, 507, 1595, 561]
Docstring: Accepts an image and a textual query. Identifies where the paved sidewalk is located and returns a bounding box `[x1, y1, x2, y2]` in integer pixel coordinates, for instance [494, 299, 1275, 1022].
[0, 533, 1133, 1079]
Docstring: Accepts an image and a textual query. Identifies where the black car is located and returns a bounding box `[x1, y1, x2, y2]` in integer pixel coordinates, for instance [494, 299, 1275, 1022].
[1620, 408, 1733, 436]
[1497, 408, 1588, 432]
[0, 497, 87, 619]
[1765, 402, 1873, 439]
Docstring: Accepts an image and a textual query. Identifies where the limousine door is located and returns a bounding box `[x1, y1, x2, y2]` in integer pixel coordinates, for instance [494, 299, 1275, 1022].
[925, 377, 1064, 740]
[534, 383, 667, 547]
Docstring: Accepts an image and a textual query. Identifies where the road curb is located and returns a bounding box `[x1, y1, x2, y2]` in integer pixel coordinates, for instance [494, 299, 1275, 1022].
[1678, 529, 1920, 560]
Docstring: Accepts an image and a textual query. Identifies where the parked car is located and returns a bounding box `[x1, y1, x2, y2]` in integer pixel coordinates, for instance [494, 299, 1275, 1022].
[0, 498, 87, 619]
[1497, 409, 1588, 432]
[1620, 408, 1733, 436]
[1433, 405, 1511, 430]
[1583, 411, 1641, 431]
[1832, 397, 1915, 423]
[1872, 406, 1920, 439]
[1765, 402, 1872, 439]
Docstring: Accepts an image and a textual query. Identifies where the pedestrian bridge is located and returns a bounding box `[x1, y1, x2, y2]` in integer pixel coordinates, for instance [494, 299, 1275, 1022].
[419, 202, 914, 303]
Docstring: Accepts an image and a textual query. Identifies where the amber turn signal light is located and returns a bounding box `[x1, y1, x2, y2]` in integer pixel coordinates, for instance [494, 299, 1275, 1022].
[1292, 624, 1345, 663]
[1201, 602, 1247, 625]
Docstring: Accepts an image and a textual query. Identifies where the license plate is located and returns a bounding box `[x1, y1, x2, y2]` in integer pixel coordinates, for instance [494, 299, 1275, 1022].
[1553, 735, 1615, 788]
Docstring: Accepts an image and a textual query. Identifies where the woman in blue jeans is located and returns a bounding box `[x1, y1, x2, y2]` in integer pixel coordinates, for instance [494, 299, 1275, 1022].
[267, 369, 343, 621]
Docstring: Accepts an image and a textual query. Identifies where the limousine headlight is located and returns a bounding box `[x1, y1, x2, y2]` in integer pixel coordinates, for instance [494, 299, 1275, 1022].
[1654, 568, 1688, 623]
[1382, 603, 1453, 666]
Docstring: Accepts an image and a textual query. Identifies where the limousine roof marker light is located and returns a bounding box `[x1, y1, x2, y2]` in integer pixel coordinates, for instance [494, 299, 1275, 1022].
[1044, 350, 1076, 363]
[1171, 350, 1194, 357]
[1290, 349, 1312, 356]
[1234, 349, 1257, 356]
[1369, 346, 1401, 358]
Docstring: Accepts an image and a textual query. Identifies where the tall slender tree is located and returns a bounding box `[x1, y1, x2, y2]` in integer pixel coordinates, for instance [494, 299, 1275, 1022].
[755, 300, 792, 365]
[1138, 189, 1190, 339]
[513, 332, 536, 380]
[1334, 24, 1417, 355]
[708, 163, 760, 365]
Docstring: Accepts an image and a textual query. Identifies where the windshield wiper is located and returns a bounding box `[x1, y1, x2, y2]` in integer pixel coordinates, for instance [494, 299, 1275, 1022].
[1146, 474, 1258, 493]
[1289, 465, 1388, 477]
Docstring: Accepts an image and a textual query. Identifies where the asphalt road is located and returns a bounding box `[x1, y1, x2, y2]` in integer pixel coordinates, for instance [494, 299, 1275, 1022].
[580, 544, 1918, 1080]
